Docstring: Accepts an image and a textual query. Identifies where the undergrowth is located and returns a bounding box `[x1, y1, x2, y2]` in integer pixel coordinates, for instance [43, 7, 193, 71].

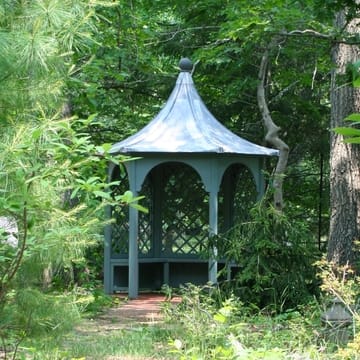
[8, 285, 359, 360]
[6, 259, 360, 359]
[163, 281, 359, 360]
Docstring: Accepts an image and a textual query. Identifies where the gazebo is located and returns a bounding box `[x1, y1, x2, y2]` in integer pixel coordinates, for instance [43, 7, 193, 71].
[104, 58, 278, 298]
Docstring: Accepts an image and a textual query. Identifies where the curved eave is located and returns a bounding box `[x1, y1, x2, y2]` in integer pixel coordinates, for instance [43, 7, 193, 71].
[111, 148, 279, 156]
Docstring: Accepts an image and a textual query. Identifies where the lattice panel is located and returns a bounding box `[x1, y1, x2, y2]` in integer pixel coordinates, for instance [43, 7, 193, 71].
[138, 176, 153, 256]
[161, 163, 208, 257]
[111, 165, 129, 257]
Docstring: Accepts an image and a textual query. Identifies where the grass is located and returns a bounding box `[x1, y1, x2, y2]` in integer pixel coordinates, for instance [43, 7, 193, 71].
[12, 286, 360, 360]
[64, 326, 172, 359]
[17, 309, 355, 360]
[19, 324, 173, 359]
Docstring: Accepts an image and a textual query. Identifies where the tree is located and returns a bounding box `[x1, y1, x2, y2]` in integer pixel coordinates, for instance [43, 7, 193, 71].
[257, 38, 290, 211]
[0, 0, 124, 354]
[327, 4, 360, 266]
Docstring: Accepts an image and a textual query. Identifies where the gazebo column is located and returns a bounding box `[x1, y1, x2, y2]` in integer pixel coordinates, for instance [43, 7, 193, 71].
[208, 190, 218, 284]
[128, 198, 139, 299]
[128, 162, 139, 299]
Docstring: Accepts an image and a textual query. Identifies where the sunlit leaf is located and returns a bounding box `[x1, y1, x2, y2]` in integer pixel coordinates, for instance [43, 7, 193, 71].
[129, 203, 149, 213]
[344, 113, 360, 122]
[333, 127, 360, 136]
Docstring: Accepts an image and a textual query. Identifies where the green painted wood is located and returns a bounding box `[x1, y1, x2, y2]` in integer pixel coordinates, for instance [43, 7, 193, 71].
[105, 155, 268, 295]
[208, 189, 218, 284]
[128, 161, 139, 299]
[105, 61, 277, 296]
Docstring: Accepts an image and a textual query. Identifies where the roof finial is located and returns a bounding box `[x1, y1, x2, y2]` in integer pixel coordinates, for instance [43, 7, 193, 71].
[179, 58, 193, 72]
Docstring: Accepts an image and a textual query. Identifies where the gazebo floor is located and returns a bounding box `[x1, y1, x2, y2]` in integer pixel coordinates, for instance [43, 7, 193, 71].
[76, 293, 181, 335]
[111, 292, 181, 325]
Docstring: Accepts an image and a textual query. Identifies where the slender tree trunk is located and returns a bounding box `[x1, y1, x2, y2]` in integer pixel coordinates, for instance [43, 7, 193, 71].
[257, 40, 289, 211]
[327, 9, 360, 266]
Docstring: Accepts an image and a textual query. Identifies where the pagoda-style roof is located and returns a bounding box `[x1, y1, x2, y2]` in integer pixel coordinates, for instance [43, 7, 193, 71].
[111, 58, 278, 156]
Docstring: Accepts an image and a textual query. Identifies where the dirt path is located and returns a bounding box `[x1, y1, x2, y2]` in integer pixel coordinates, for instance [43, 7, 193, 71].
[72, 293, 181, 360]
[77, 293, 180, 334]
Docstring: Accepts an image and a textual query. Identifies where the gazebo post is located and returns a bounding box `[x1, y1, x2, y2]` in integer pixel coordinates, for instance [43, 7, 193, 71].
[128, 200, 139, 299]
[208, 189, 218, 284]
[128, 162, 139, 299]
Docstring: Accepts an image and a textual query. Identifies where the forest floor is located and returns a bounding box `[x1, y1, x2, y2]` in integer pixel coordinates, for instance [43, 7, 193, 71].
[73, 293, 181, 360]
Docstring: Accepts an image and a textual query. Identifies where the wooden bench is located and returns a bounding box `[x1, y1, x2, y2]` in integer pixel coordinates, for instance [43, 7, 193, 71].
[110, 257, 236, 293]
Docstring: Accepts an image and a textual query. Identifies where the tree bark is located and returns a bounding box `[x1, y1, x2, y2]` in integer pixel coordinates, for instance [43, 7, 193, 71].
[327, 9, 360, 266]
[257, 41, 289, 211]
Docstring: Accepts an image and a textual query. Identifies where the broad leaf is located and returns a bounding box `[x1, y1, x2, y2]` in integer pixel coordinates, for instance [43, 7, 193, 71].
[333, 127, 360, 136]
[344, 113, 360, 122]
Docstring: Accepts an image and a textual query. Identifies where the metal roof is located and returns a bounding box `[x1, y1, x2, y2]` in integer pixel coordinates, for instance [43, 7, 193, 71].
[111, 59, 278, 156]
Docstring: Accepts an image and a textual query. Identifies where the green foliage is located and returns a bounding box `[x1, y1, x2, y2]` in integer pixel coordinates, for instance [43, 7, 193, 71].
[81, 287, 114, 315]
[0, 289, 82, 359]
[1, 0, 359, 356]
[216, 200, 320, 311]
[334, 113, 360, 143]
[0, 113, 112, 355]
[0, 0, 107, 124]
[15, 288, 81, 336]
[0, 0, 138, 355]
[165, 284, 323, 359]
[56, 322, 172, 360]
[315, 259, 360, 358]
[68, 0, 334, 255]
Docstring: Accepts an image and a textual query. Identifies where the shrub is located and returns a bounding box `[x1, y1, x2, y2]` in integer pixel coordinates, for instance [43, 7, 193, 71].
[216, 201, 320, 311]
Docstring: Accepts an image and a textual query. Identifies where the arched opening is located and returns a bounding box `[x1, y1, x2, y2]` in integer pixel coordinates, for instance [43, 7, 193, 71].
[109, 161, 211, 291]
[219, 163, 258, 234]
[143, 162, 210, 288]
[153, 161, 208, 259]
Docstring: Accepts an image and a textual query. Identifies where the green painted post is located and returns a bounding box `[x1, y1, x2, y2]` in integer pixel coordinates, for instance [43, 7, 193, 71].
[128, 161, 139, 299]
[153, 167, 162, 258]
[128, 199, 139, 299]
[208, 190, 218, 284]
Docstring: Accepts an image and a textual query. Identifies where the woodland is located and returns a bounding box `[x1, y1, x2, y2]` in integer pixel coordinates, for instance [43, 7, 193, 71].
[1, 0, 360, 359]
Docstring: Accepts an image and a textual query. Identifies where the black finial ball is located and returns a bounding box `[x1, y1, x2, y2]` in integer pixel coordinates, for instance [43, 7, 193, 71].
[179, 58, 193, 72]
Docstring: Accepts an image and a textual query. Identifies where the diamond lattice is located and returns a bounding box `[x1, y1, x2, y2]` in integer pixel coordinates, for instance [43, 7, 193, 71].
[111, 165, 129, 257]
[138, 176, 153, 256]
[161, 163, 208, 257]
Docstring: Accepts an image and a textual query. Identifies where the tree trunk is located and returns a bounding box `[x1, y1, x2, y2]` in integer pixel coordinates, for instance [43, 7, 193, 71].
[327, 9, 360, 266]
[257, 40, 289, 212]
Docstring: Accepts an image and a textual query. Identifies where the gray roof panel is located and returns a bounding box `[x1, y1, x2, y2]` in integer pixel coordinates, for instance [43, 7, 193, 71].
[111, 63, 278, 157]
